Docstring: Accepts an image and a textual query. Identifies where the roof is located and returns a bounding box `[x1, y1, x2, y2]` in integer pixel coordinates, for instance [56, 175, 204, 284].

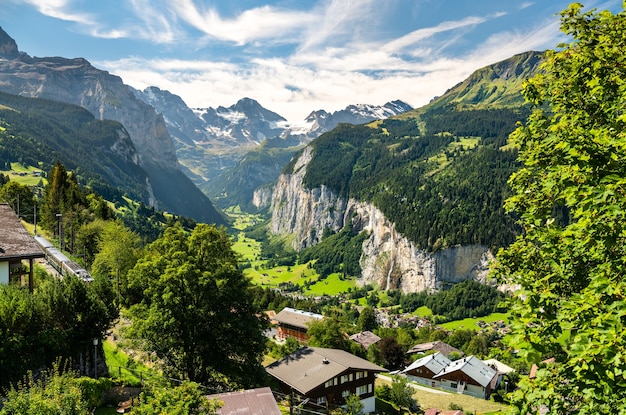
[407, 341, 463, 357]
[274, 307, 323, 329]
[265, 347, 387, 395]
[349, 331, 381, 349]
[402, 352, 451, 375]
[206, 387, 281, 415]
[434, 355, 497, 388]
[482, 358, 515, 374]
[529, 357, 556, 379]
[0, 204, 44, 261]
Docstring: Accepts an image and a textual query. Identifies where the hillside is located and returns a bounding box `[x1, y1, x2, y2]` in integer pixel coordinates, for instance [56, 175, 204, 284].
[0, 27, 224, 225]
[268, 52, 542, 291]
[0, 91, 148, 203]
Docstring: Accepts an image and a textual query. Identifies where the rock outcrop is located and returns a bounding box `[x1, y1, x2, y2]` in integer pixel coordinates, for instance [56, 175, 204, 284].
[269, 147, 494, 293]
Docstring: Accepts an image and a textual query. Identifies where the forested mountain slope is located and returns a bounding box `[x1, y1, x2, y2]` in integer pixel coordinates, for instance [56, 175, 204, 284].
[0, 27, 224, 225]
[0, 91, 149, 203]
[269, 52, 542, 292]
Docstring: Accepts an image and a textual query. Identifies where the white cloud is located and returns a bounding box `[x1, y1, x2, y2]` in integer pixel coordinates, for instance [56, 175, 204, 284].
[15, 0, 95, 25]
[169, 0, 318, 45]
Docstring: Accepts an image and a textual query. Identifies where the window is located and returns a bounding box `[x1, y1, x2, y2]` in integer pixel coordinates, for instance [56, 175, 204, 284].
[356, 385, 368, 396]
[451, 382, 457, 389]
[356, 371, 363, 379]
[325, 379, 334, 388]
[341, 375, 349, 384]
[342, 390, 350, 398]
[317, 397, 326, 405]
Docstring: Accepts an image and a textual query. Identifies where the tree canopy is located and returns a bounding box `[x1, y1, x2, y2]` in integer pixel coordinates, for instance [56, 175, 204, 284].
[494, 3, 626, 413]
[126, 224, 268, 389]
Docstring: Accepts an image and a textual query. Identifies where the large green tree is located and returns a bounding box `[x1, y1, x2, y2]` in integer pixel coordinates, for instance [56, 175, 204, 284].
[494, 3, 626, 413]
[126, 224, 268, 389]
[90, 219, 141, 306]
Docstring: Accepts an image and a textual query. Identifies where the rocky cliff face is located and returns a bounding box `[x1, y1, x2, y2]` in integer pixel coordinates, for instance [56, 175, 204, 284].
[269, 147, 494, 293]
[0, 28, 223, 224]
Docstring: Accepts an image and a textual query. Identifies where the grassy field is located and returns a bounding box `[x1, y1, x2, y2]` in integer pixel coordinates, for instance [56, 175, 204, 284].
[377, 375, 508, 415]
[303, 273, 357, 296]
[439, 313, 510, 331]
[1, 162, 46, 186]
[103, 339, 160, 386]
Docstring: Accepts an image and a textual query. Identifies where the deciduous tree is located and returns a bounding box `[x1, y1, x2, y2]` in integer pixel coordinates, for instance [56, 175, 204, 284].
[494, 3, 626, 413]
[127, 224, 268, 389]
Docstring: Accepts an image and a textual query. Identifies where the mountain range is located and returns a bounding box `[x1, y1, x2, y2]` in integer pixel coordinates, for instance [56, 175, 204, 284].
[132, 86, 412, 207]
[0, 24, 545, 292]
[0, 27, 224, 224]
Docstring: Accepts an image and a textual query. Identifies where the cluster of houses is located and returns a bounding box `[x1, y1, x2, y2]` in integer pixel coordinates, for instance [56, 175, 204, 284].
[266, 307, 514, 412]
[1, 204, 514, 414]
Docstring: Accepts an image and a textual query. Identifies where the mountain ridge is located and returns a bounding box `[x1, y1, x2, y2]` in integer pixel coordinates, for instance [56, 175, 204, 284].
[267, 51, 542, 292]
[0, 27, 224, 225]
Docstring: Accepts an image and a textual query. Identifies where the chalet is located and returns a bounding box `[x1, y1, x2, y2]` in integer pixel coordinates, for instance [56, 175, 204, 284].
[274, 307, 323, 343]
[349, 331, 381, 350]
[401, 352, 451, 388]
[406, 341, 464, 358]
[206, 387, 281, 415]
[433, 355, 498, 399]
[0, 203, 44, 291]
[265, 347, 387, 413]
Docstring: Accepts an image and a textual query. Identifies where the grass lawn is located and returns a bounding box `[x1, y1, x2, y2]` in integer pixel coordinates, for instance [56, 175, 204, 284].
[439, 313, 510, 331]
[414, 305, 433, 317]
[103, 339, 159, 386]
[377, 375, 508, 415]
[303, 273, 357, 296]
[1, 162, 46, 186]
[232, 233, 262, 262]
[246, 263, 315, 287]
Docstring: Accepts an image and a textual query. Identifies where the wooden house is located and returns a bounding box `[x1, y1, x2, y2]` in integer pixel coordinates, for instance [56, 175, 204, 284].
[401, 352, 451, 388]
[433, 355, 498, 399]
[266, 347, 386, 413]
[274, 307, 323, 343]
[0, 203, 44, 291]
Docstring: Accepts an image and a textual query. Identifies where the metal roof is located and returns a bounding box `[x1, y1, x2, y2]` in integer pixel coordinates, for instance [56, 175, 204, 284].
[433, 355, 497, 387]
[265, 347, 387, 395]
[0, 203, 44, 261]
[206, 387, 281, 415]
[402, 352, 451, 375]
[274, 307, 323, 329]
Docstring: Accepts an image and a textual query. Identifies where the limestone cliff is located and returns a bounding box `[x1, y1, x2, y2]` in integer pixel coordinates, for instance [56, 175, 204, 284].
[269, 147, 494, 293]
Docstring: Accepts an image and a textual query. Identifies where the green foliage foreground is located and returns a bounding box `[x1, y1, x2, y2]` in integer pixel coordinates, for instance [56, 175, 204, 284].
[494, 2, 626, 413]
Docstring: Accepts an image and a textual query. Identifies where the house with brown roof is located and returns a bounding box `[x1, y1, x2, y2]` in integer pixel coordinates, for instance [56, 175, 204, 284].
[0, 203, 44, 291]
[274, 307, 323, 343]
[401, 352, 451, 388]
[206, 387, 281, 415]
[265, 347, 387, 413]
[349, 331, 381, 350]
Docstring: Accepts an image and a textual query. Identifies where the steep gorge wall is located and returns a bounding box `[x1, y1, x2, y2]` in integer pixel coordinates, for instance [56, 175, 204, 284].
[269, 147, 494, 293]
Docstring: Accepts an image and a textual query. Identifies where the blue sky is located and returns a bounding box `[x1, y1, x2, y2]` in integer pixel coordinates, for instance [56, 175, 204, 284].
[0, 0, 621, 121]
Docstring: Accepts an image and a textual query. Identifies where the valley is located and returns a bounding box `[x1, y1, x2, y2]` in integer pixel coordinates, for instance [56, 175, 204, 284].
[1, 1, 624, 412]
